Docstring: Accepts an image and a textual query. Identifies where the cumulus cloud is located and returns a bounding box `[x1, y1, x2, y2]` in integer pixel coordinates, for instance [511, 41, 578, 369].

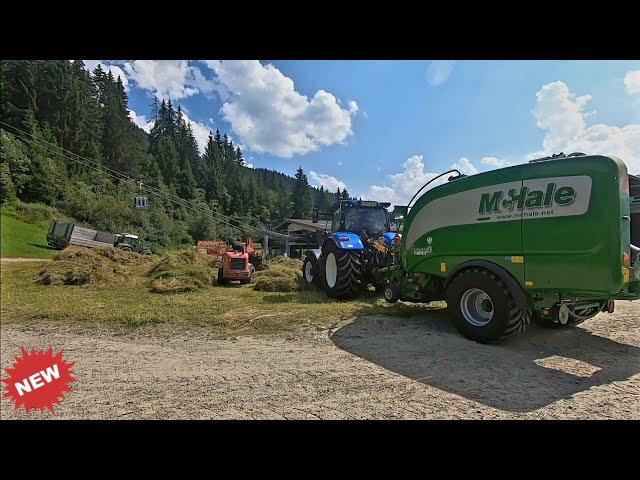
[530, 81, 640, 171]
[308, 171, 347, 192]
[123, 60, 200, 100]
[426, 60, 456, 87]
[128, 109, 153, 132]
[83, 60, 129, 89]
[624, 70, 640, 95]
[202, 60, 358, 158]
[480, 156, 510, 168]
[367, 155, 484, 206]
[367, 155, 441, 206]
[181, 111, 212, 154]
[451, 157, 478, 175]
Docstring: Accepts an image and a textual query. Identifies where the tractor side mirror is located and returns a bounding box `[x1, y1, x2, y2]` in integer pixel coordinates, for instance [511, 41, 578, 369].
[312, 208, 319, 223]
[392, 206, 408, 233]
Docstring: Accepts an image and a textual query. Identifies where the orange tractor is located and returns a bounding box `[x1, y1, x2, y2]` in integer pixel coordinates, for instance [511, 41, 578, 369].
[217, 238, 262, 285]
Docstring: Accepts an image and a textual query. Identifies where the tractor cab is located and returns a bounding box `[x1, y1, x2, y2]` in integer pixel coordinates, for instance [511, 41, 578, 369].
[114, 233, 152, 255]
[331, 200, 392, 238]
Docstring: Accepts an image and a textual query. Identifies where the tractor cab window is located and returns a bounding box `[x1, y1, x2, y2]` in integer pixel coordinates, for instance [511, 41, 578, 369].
[332, 209, 341, 232]
[343, 207, 389, 237]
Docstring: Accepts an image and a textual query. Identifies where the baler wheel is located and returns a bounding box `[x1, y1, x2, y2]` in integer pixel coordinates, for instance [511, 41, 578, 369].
[383, 283, 399, 303]
[446, 268, 530, 343]
[533, 302, 604, 328]
[321, 241, 362, 299]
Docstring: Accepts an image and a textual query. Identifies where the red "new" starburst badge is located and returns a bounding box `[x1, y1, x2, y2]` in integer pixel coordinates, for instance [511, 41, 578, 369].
[2, 347, 76, 415]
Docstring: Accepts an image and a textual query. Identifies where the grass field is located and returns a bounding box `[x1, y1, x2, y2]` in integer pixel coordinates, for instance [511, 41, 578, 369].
[0, 214, 58, 259]
[1, 262, 442, 337]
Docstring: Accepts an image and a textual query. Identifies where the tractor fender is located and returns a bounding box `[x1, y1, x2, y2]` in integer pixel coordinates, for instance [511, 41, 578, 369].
[324, 232, 364, 251]
[381, 231, 399, 246]
[446, 260, 528, 309]
[305, 248, 322, 261]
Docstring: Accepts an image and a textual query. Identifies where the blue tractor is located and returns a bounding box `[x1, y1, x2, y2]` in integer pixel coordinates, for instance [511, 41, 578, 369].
[302, 200, 399, 298]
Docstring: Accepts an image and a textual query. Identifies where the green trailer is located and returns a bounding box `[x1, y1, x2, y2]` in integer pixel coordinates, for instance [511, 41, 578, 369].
[46, 220, 152, 254]
[383, 153, 640, 343]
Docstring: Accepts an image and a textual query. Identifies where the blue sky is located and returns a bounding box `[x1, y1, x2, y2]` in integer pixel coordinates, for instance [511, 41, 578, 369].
[84, 60, 640, 206]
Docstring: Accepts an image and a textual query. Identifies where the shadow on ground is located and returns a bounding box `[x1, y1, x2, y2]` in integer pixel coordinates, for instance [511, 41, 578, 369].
[331, 309, 640, 412]
[27, 243, 58, 251]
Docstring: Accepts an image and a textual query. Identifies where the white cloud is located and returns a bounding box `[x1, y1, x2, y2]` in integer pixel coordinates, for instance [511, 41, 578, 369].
[367, 155, 441, 206]
[128, 109, 153, 132]
[181, 111, 211, 154]
[426, 60, 456, 87]
[367, 154, 483, 206]
[123, 60, 200, 100]
[308, 171, 347, 192]
[480, 156, 510, 168]
[624, 70, 640, 95]
[202, 60, 358, 158]
[83, 60, 128, 89]
[530, 81, 640, 171]
[451, 157, 478, 175]
[82, 60, 101, 71]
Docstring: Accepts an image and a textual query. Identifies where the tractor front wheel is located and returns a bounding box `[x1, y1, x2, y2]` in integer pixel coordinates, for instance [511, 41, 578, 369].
[217, 268, 228, 286]
[320, 242, 362, 299]
[302, 254, 319, 288]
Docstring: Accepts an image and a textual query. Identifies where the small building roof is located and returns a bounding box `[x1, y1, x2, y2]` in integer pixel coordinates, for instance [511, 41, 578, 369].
[276, 218, 331, 232]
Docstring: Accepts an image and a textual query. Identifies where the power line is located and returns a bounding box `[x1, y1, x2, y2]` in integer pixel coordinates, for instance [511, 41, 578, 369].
[0, 122, 294, 240]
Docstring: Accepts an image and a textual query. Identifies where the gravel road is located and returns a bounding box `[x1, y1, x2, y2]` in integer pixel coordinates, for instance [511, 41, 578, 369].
[2, 302, 639, 419]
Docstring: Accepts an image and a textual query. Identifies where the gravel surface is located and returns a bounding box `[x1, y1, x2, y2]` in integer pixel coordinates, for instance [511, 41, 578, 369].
[2, 302, 639, 420]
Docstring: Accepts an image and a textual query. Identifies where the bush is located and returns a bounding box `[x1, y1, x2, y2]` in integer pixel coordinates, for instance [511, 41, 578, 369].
[2, 200, 68, 227]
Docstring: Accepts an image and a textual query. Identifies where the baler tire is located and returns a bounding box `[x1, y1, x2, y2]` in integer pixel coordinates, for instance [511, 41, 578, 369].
[446, 268, 530, 343]
[321, 241, 363, 299]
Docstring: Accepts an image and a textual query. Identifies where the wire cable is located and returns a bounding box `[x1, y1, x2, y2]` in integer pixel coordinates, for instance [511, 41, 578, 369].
[1, 122, 294, 240]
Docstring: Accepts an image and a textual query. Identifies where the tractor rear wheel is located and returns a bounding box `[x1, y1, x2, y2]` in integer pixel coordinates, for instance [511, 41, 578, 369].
[320, 241, 362, 299]
[446, 268, 530, 343]
[119, 245, 133, 252]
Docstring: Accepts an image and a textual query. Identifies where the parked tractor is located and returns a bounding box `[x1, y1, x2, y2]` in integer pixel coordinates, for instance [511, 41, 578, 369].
[381, 153, 640, 343]
[302, 200, 398, 297]
[218, 242, 254, 285]
[113, 233, 152, 255]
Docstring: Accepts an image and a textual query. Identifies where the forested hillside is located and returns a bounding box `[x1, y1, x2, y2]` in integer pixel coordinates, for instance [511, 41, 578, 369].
[0, 60, 349, 248]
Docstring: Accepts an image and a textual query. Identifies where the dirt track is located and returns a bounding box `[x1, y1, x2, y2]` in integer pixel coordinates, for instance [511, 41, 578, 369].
[1, 302, 639, 419]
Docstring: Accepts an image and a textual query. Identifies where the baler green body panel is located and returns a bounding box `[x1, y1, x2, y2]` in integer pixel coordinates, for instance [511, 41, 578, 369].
[400, 155, 635, 302]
